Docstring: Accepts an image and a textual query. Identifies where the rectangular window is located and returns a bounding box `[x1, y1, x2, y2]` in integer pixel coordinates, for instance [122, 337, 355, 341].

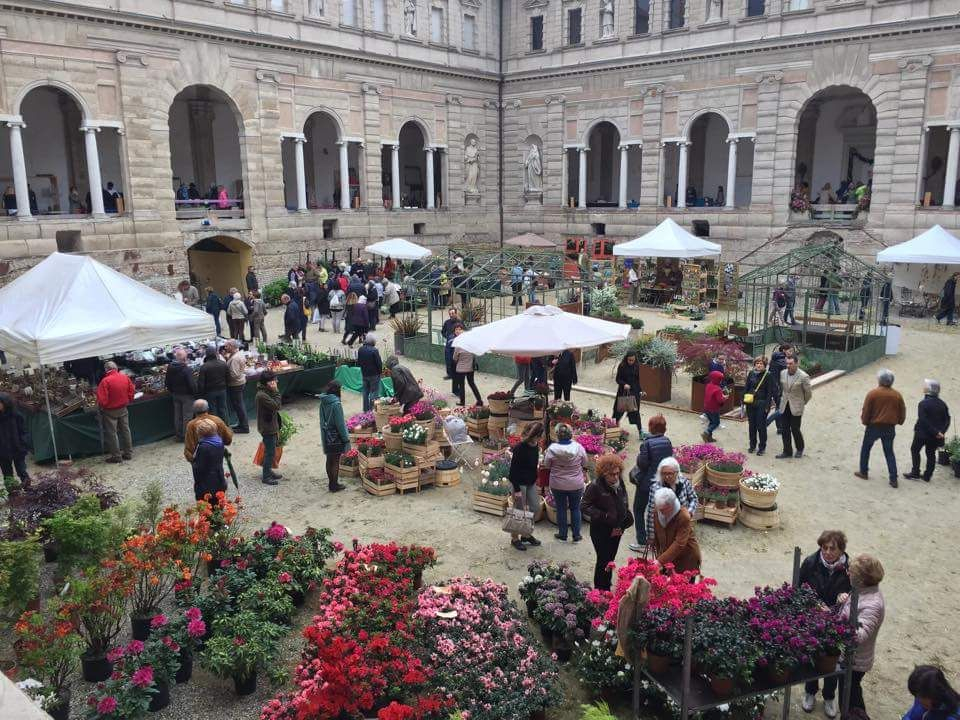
[269, 0, 286, 11]
[746, 0, 765, 15]
[634, 0, 649, 33]
[306, 0, 324, 16]
[431, 7, 444, 43]
[567, 7, 582, 45]
[463, 14, 476, 50]
[531, 16, 544, 50]
[373, 0, 387, 30]
[668, 0, 685, 29]
[342, 0, 357, 26]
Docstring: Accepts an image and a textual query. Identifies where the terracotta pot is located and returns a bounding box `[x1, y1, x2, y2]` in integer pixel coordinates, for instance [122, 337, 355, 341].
[709, 676, 735, 697]
[233, 672, 257, 696]
[638, 364, 672, 403]
[148, 680, 170, 712]
[816, 653, 839, 674]
[646, 652, 670, 674]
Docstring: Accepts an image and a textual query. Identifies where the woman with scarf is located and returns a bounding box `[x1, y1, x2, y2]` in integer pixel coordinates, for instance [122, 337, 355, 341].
[191, 417, 226, 503]
[651, 487, 701, 573]
[800, 530, 852, 717]
[582, 453, 633, 590]
[836, 554, 886, 720]
[644, 457, 698, 548]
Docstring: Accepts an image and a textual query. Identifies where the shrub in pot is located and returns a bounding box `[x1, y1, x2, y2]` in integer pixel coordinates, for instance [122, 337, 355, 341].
[83, 671, 153, 720]
[0, 537, 42, 614]
[200, 610, 287, 695]
[60, 566, 129, 682]
[164, 607, 207, 684]
[42, 495, 130, 579]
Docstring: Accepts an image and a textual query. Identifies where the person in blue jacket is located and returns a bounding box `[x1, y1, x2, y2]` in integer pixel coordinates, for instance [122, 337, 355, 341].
[903, 666, 960, 720]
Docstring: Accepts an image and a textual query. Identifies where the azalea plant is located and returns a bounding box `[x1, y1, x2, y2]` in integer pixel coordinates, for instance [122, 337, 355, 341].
[14, 606, 84, 701]
[61, 563, 130, 660]
[165, 606, 207, 654]
[201, 610, 287, 685]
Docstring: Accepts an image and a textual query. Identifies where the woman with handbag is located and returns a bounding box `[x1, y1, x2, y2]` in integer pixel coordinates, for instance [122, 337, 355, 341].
[318, 381, 349, 493]
[582, 454, 633, 590]
[744, 356, 774, 455]
[613, 352, 644, 438]
[507, 421, 544, 551]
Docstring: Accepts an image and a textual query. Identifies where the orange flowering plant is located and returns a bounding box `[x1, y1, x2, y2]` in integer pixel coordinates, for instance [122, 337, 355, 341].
[60, 562, 130, 659]
[14, 603, 84, 699]
[189, 493, 243, 569]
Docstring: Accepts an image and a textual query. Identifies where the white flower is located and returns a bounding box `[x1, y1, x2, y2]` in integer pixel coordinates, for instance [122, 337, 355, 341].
[534, 574, 543, 582]
[592, 639, 600, 647]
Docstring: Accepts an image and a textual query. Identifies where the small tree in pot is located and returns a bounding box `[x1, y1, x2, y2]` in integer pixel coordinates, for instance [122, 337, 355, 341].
[677, 337, 751, 412]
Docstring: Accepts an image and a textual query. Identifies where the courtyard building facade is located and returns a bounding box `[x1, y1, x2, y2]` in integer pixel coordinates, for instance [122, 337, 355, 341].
[0, 0, 958, 291]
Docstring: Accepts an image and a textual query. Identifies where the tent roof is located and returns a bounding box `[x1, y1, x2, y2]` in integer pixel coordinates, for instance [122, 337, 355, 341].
[450, 304, 630, 356]
[364, 238, 432, 260]
[0, 253, 214, 365]
[876, 225, 960, 265]
[504, 233, 557, 248]
[612, 218, 721, 258]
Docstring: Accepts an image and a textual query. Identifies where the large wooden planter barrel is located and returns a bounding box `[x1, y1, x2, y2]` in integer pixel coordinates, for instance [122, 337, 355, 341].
[638, 364, 672, 403]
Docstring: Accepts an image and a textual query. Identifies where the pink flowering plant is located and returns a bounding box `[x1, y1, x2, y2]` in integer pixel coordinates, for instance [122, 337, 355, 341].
[673, 443, 725, 472]
[83, 674, 152, 720]
[707, 449, 747, 474]
[407, 401, 436, 421]
[575, 433, 604, 455]
[347, 411, 377, 431]
[166, 606, 207, 653]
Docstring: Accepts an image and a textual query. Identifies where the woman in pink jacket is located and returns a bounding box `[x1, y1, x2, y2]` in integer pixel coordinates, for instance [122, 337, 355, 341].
[542, 422, 587, 543]
[837, 554, 886, 719]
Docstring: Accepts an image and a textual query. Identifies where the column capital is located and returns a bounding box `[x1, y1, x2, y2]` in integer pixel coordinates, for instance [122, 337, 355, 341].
[5, 120, 25, 130]
[80, 125, 102, 133]
[424, 146, 435, 154]
[578, 146, 590, 153]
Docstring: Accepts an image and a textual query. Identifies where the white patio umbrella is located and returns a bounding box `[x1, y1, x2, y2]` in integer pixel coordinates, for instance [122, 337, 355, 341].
[364, 237, 432, 261]
[450, 304, 630, 357]
[612, 217, 721, 258]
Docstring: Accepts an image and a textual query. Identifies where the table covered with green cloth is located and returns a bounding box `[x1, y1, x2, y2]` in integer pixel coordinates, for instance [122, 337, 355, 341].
[333, 365, 394, 398]
[26, 362, 335, 463]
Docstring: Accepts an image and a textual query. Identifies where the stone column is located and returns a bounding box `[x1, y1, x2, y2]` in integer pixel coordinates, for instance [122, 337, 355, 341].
[391, 143, 400, 209]
[578, 147, 588, 208]
[725, 137, 738, 208]
[425, 147, 435, 209]
[338, 141, 351, 210]
[944, 126, 960, 208]
[676, 141, 689, 208]
[82, 126, 106, 216]
[656, 143, 666, 206]
[561, 148, 568, 207]
[294, 137, 308, 212]
[618, 145, 629, 208]
[7, 121, 31, 217]
[916, 128, 929, 205]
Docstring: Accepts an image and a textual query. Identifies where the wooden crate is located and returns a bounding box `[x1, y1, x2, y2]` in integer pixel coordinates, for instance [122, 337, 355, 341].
[349, 427, 376, 444]
[466, 417, 489, 439]
[402, 440, 440, 459]
[358, 453, 385, 471]
[362, 471, 396, 496]
[414, 419, 435, 439]
[435, 467, 461, 487]
[338, 463, 359, 479]
[418, 466, 436, 489]
[702, 502, 738, 526]
[604, 426, 624, 443]
[473, 490, 508, 516]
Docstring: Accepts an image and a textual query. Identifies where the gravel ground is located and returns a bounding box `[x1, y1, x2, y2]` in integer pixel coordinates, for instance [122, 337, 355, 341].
[24, 305, 960, 720]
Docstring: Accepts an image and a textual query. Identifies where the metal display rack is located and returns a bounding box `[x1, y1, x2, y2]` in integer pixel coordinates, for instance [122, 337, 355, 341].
[632, 547, 859, 720]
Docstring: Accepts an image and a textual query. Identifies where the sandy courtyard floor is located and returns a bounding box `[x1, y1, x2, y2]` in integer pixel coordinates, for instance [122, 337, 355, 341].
[32, 306, 960, 719]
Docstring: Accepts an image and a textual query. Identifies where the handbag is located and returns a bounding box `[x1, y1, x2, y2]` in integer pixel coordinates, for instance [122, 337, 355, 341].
[615, 395, 639, 413]
[502, 505, 535, 536]
[743, 370, 768, 405]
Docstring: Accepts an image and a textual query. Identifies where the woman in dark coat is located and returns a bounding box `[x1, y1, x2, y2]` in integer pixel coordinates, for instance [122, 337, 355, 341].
[366, 282, 380, 331]
[582, 453, 633, 590]
[315, 279, 331, 331]
[345, 296, 370, 347]
[0, 392, 30, 488]
[743, 356, 775, 456]
[191, 417, 226, 502]
[552, 350, 578, 401]
[613, 352, 644, 438]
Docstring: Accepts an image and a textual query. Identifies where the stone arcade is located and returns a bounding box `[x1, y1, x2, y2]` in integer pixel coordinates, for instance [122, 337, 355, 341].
[0, 0, 958, 291]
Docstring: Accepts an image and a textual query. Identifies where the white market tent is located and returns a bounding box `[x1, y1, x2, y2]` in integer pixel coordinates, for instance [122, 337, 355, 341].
[876, 225, 960, 264]
[612, 218, 722, 258]
[451, 304, 630, 357]
[0, 252, 214, 461]
[0, 252, 213, 365]
[364, 237, 432, 261]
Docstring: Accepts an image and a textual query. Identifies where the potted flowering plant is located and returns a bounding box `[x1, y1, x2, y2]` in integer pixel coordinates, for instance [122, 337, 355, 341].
[164, 607, 206, 683]
[634, 606, 685, 672]
[384, 449, 416, 469]
[17, 678, 70, 720]
[61, 565, 130, 682]
[83, 672, 153, 720]
[739, 472, 780, 508]
[518, 560, 570, 617]
[531, 575, 593, 659]
[346, 411, 376, 435]
[705, 449, 746, 487]
[237, 579, 296, 626]
[387, 414, 417, 432]
[466, 405, 490, 420]
[108, 635, 180, 712]
[401, 424, 429, 446]
[575, 623, 632, 697]
[200, 610, 287, 695]
[546, 401, 577, 420]
[14, 607, 83, 719]
[407, 400, 436, 422]
[486, 391, 513, 415]
[357, 436, 385, 457]
[338, 449, 360, 478]
[676, 337, 751, 412]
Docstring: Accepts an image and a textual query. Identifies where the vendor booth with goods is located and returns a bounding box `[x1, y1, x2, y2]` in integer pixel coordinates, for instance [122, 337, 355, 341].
[876, 224, 960, 319]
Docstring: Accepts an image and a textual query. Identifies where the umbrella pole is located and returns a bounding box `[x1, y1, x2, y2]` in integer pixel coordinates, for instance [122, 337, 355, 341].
[39, 364, 60, 465]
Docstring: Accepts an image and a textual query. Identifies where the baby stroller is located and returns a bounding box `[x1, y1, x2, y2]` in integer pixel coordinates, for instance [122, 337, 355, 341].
[441, 415, 482, 469]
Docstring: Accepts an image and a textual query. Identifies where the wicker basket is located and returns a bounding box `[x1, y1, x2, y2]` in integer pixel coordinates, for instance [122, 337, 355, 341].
[706, 463, 743, 488]
[414, 419, 435, 439]
[338, 463, 359, 479]
[487, 397, 510, 415]
[382, 429, 403, 451]
[544, 500, 557, 525]
[738, 479, 778, 509]
[738, 502, 780, 530]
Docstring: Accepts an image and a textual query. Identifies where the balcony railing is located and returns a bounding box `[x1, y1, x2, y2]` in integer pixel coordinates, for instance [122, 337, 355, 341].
[175, 199, 245, 220]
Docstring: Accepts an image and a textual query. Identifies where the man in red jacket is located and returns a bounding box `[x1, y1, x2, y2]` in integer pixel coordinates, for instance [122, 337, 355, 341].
[96, 360, 135, 463]
[701, 370, 726, 443]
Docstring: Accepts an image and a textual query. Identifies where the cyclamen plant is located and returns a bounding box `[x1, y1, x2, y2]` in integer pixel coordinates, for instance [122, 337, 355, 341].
[401, 424, 429, 445]
[357, 437, 386, 457]
[406, 401, 436, 421]
[346, 411, 377, 431]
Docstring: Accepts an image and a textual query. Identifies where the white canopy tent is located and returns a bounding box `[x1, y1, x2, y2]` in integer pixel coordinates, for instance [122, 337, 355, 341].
[450, 304, 630, 357]
[612, 218, 722, 258]
[0, 252, 214, 460]
[876, 225, 960, 264]
[364, 238, 432, 261]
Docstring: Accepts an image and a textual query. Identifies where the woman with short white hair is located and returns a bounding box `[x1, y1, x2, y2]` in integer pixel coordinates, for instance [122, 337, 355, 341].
[226, 292, 249, 341]
[651, 487, 701, 572]
[643, 457, 698, 547]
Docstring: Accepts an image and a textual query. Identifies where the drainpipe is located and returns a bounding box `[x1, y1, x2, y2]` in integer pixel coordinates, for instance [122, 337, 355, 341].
[498, 0, 504, 248]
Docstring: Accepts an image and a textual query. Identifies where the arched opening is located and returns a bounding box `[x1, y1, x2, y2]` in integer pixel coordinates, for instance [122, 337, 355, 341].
[686, 112, 731, 207]
[397, 121, 429, 208]
[186, 235, 252, 298]
[281, 111, 361, 211]
[1, 86, 124, 216]
[794, 86, 876, 209]
[586, 121, 620, 207]
[168, 85, 244, 219]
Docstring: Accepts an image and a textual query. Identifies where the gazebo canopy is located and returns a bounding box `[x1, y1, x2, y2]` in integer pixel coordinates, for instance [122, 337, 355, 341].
[613, 218, 721, 258]
[0, 252, 214, 365]
[876, 225, 960, 265]
[365, 237, 432, 260]
[504, 233, 557, 248]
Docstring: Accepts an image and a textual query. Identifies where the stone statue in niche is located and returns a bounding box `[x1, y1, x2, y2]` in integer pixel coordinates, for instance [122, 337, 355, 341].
[308, 0, 324, 16]
[600, 0, 615, 37]
[464, 138, 481, 194]
[706, 0, 723, 20]
[403, 0, 417, 35]
[523, 143, 543, 194]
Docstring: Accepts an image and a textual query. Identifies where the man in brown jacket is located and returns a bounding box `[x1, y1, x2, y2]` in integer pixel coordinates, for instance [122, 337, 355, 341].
[855, 369, 906, 488]
[222, 340, 249, 433]
[183, 399, 233, 462]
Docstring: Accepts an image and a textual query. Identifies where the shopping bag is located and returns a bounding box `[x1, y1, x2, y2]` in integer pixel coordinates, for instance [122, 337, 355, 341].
[615, 395, 638, 413]
[502, 507, 534, 536]
[536, 467, 551, 488]
[253, 442, 283, 468]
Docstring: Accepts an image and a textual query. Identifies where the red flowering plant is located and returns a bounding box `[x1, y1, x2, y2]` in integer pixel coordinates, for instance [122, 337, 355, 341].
[60, 562, 131, 660]
[340, 448, 360, 466]
[387, 414, 417, 432]
[107, 632, 181, 686]
[357, 436, 386, 457]
[164, 606, 207, 654]
[14, 604, 84, 702]
[677, 337, 751, 381]
[83, 673, 153, 720]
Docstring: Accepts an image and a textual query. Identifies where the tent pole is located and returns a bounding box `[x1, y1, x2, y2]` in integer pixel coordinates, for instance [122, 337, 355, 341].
[39, 364, 60, 465]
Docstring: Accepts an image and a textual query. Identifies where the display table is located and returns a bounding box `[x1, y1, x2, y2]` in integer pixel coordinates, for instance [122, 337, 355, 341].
[26, 362, 335, 462]
[333, 365, 394, 398]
